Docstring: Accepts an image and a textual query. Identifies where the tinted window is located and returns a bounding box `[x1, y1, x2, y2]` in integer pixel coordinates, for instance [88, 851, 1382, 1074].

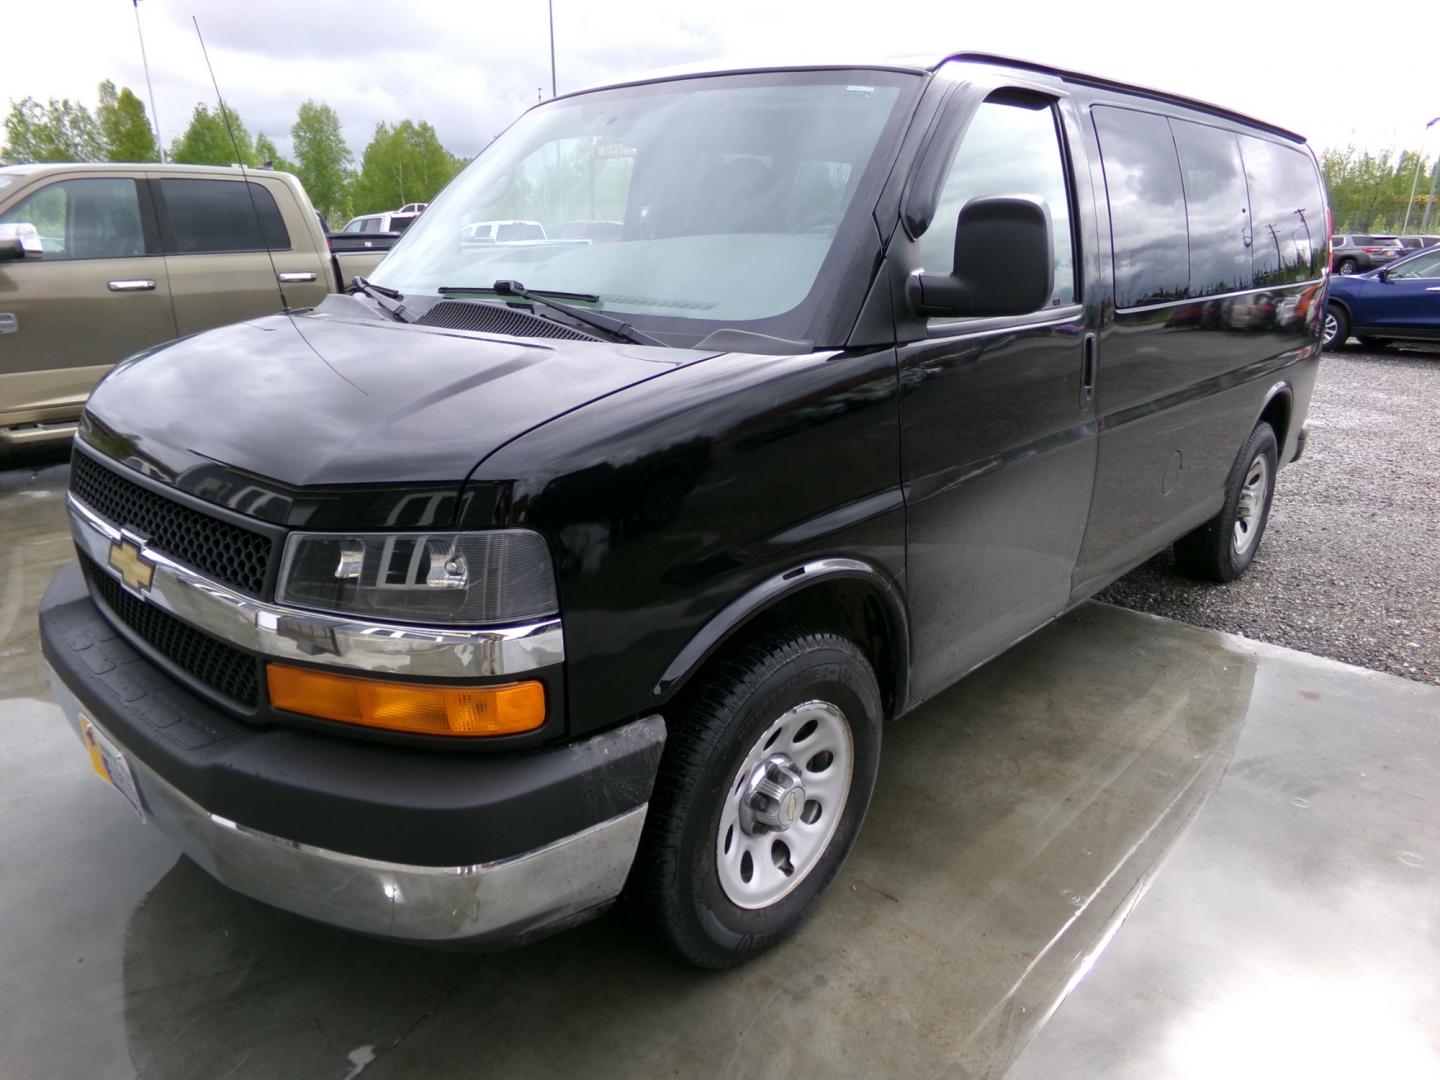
[1171, 120, 1253, 296]
[0, 178, 146, 260]
[923, 96, 1077, 311]
[1239, 136, 1325, 284]
[1389, 250, 1440, 278]
[1093, 106, 1189, 307]
[158, 178, 290, 254]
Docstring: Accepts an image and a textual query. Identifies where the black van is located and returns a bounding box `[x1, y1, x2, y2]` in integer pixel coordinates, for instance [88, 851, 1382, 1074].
[41, 52, 1327, 967]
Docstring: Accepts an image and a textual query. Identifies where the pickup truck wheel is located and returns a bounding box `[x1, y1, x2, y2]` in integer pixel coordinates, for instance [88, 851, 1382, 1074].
[1173, 422, 1278, 583]
[635, 629, 882, 968]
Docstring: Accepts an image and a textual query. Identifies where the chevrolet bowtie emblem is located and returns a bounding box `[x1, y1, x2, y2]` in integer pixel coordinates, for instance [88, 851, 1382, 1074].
[108, 538, 155, 593]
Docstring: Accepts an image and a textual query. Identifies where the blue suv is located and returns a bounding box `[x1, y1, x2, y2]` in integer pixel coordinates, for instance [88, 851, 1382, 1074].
[1324, 246, 1440, 349]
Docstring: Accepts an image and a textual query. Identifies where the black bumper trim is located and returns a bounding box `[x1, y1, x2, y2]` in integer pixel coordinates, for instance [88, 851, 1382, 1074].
[40, 561, 665, 867]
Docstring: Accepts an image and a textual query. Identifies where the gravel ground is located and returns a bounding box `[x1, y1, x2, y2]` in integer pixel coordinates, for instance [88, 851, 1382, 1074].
[1099, 341, 1440, 686]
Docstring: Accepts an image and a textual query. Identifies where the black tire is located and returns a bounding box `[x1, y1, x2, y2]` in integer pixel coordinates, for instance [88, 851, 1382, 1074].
[1322, 303, 1349, 349]
[634, 627, 883, 968]
[1174, 422, 1278, 583]
[1337, 257, 1358, 275]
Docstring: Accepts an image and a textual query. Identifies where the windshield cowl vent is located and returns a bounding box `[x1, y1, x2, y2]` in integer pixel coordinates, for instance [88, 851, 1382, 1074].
[414, 300, 603, 342]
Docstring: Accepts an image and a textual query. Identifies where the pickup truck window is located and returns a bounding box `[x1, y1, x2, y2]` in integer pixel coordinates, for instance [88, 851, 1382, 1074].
[374, 70, 914, 341]
[921, 96, 1077, 313]
[0, 178, 146, 260]
[156, 178, 291, 255]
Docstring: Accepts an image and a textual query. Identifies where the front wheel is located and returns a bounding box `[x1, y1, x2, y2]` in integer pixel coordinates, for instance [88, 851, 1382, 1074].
[1174, 422, 1278, 583]
[1322, 303, 1349, 349]
[634, 628, 883, 968]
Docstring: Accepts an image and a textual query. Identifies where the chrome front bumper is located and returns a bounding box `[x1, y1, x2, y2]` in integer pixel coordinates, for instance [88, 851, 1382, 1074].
[49, 667, 650, 945]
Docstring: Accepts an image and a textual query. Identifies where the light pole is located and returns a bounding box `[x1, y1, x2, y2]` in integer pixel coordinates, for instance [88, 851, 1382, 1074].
[548, 0, 557, 98]
[132, 0, 165, 161]
[1401, 116, 1440, 233]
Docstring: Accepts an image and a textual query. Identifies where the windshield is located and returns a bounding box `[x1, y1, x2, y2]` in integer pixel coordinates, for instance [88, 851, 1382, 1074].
[373, 70, 914, 345]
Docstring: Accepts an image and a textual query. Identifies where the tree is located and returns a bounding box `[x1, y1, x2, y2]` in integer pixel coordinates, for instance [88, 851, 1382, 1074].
[1, 96, 103, 163]
[291, 100, 353, 222]
[1322, 145, 1438, 233]
[97, 80, 158, 163]
[350, 120, 464, 214]
[254, 132, 296, 174]
[169, 103, 255, 167]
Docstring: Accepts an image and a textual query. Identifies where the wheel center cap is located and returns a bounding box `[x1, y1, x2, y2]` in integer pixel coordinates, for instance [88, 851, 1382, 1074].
[740, 754, 806, 834]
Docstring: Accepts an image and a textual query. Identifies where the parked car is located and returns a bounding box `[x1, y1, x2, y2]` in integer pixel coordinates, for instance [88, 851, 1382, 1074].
[41, 52, 1326, 968]
[396, 202, 428, 215]
[1330, 233, 1405, 275]
[461, 219, 548, 242]
[1397, 234, 1440, 251]
[0, 163, 388, 447]
[341, 210, 420, 234]
[1323, 244, 1440, 348]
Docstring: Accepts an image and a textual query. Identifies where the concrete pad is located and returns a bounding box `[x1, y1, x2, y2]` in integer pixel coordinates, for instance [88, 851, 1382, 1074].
[1, 456, 1437, 1080]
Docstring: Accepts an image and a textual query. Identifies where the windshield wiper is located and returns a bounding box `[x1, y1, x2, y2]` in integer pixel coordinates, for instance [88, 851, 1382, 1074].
[349, 277, 412, 322]
[436, 280, 667, 347]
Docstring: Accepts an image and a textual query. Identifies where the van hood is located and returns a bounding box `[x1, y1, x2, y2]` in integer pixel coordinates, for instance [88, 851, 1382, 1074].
[83, 310, 716, 491]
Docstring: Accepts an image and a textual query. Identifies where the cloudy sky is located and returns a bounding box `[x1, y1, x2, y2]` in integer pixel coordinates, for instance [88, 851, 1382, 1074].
[4, 0, 1435, 164]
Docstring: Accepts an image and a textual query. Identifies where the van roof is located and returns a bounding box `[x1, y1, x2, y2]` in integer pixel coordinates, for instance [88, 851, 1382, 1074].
[0, 161, 294, 178]
[580, 50, 1307, 145]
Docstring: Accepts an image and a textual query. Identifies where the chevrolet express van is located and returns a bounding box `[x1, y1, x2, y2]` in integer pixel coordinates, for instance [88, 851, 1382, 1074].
[41, 53, 1327, 967]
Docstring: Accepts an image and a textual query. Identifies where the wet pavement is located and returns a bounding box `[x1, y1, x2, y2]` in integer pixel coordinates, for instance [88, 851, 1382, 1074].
[2, 447, 1437, 1080]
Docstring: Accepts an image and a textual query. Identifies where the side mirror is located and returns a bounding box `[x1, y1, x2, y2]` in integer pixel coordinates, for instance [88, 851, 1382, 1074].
[0, 222, 41, 260]
[1376, 267, 1391, 282]
[907, 195, 1053, 318]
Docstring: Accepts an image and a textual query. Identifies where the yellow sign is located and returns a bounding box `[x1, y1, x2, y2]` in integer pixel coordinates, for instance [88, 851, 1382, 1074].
[108, 538, 154, 592]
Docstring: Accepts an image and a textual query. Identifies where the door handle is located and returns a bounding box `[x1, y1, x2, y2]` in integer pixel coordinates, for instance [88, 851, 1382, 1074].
[1081, 333, 1097, 406]
[107, 279, 156, 292]
[277, 271, 317, 283]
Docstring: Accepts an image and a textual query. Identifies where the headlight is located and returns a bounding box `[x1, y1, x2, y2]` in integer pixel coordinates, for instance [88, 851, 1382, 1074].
[277, 530, 558, 626]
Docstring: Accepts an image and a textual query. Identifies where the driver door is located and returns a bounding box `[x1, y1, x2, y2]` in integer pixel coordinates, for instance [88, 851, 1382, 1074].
[0, 173, 175, 430]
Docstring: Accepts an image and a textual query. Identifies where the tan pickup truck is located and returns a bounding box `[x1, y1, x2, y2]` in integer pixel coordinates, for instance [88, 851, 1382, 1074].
[0, 163, 388, 446]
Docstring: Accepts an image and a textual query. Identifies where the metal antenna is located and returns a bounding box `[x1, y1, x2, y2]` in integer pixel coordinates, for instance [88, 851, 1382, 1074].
[131, 0, 164, 161]
[193, 17, 289, 312]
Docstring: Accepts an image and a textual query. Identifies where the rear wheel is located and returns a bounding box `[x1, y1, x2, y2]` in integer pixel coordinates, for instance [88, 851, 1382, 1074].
[635, 628, 882, 968]
[1337, 258, 1359, 275]
[1322, 303, 1349, 349]
[1174, 422, 1278, 583]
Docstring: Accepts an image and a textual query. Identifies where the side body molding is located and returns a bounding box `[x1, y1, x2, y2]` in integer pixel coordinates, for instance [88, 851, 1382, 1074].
[652, 557, 911, 714]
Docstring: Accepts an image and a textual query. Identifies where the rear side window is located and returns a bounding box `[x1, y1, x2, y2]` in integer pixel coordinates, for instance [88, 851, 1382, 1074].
[923, 95, 1077, 311]
[157, 178, 291, 254]
[1171, 120, 1253, 295]
[1093, 106, 1189, 307]
[0, 177, 147, 261]
[496, 222, 544, 241]
[1239, 137, 1325, 283]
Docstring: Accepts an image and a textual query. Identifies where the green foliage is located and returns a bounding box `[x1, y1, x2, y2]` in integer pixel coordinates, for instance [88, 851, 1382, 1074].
[291, 101, 353, 222]
[1323, 146, 1440, 233]
[254, 133, 296, 174]
[350, 120, 464, 214]
[169, 103, 255, 167]
[97, 81, 158, 163]
[1, 96, 104, 163]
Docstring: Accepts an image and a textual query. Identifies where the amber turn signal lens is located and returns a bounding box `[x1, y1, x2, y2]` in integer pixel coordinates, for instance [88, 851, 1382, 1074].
[266, 664, 544, 737]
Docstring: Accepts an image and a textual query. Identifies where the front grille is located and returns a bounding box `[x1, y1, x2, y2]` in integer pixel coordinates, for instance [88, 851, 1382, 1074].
[71, 451, 273, 596]
[86, 556, 260, 708]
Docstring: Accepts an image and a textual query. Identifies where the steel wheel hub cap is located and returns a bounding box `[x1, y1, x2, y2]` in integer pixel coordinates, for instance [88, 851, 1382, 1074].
[716, 700, 854, 909]
[1232, 454, 1269, 555]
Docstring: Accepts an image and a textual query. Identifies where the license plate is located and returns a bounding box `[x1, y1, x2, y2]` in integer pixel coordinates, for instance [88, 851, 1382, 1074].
[78, 715, 146, 822]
